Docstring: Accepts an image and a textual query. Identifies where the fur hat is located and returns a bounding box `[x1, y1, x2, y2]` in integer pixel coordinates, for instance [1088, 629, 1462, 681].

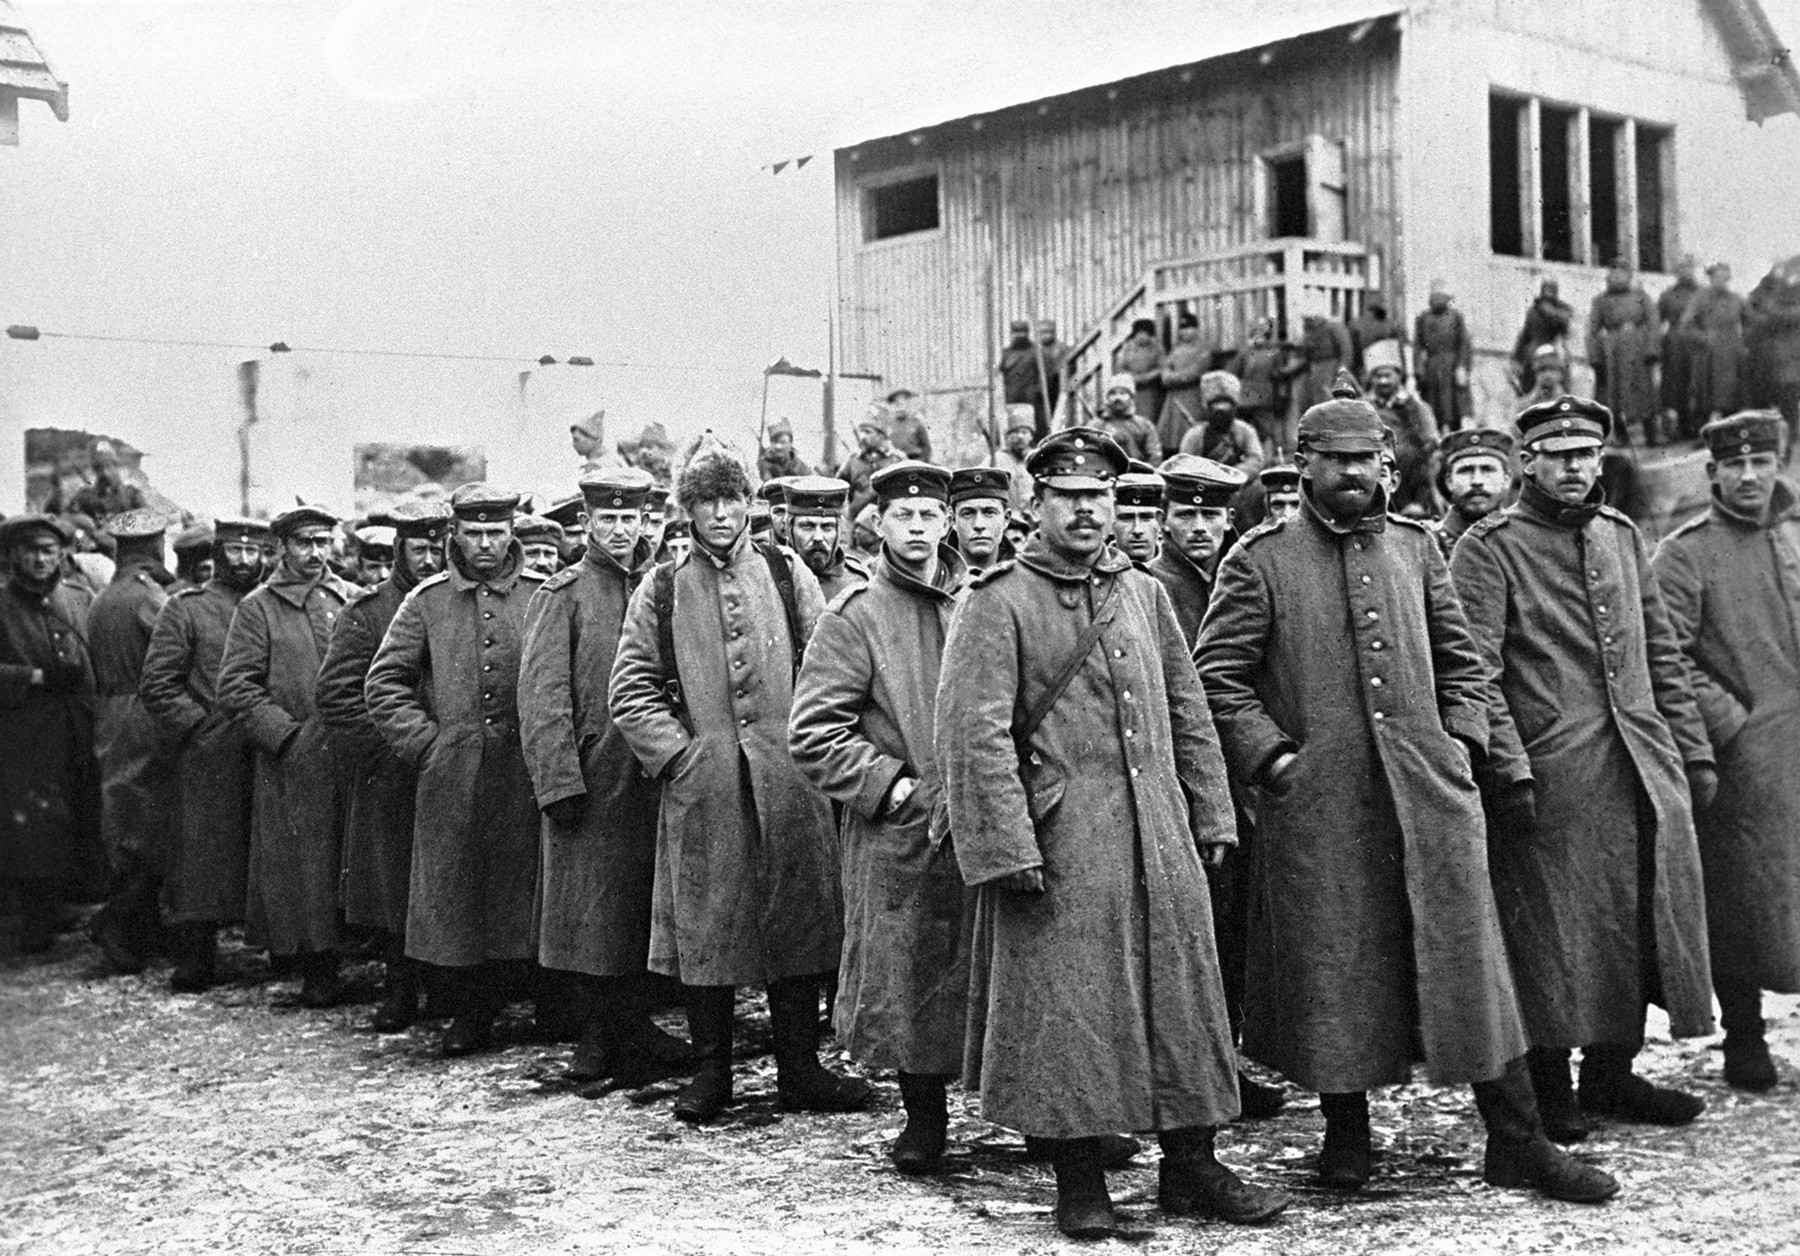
[675, 431, 758, 514]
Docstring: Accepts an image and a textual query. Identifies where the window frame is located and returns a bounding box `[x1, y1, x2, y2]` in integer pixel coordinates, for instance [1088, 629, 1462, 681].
[857, 163, 945, 249]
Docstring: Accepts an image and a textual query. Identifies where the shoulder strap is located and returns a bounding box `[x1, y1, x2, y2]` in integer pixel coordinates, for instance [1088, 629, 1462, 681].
[757, 542, 805, 678]
[652, 561, 692, 734]
[1014, 573, 1122, 751]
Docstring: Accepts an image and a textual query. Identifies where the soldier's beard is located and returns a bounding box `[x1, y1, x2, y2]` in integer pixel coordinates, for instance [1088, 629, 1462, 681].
[1453, 490, 1495, 520]
[219, 559, 262, 591]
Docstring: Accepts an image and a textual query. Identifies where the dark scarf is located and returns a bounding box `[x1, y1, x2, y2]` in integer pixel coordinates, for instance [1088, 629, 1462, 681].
[1518, 476, 1605, 529]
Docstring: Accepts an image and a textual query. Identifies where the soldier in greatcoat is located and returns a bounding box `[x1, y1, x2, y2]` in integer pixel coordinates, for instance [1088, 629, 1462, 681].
[520, 468, 693, 1085]
[139, 518, 268, 991]
[1148, 455, 1246, 645]
[0, 514, 101, 953]
[938, 429, 1289, 1240]
[1652, 411, 1800, 1092]
[85, 509, 178, 973]
[609, 438, 869, 1123]
[366, 485, 548, 1055]
[1197, 398, 1617, 1204]
[790, 462, 969, 1174]
[787, 476, 868, 602]
[1426, 428, 1514, 562]
[1452, 395, 1717, 1139]
[314, 500, 450, 1030]
[217, 504, 357, 1006]
[1109, 467, 1164, 563]
[947, 468, 1012, 574]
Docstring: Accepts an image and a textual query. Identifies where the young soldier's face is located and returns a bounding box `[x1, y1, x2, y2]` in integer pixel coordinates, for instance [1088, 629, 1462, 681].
[1164, 503, 1230, 564]
[1712, 451, 1780, 518]
[1521, 445, 1602, 504]
[586, 507, 643, 562]
[880, 498, 948, 566]
[12, 534, 63, 584]
[1265, 491, 1301, 523]
[281, 526, 333, 578]
[690, 497, 749, 550]
[1111, 506, 1162, 562]
[455, 520, 513, 575]
[953, 499, 1005, 563]
[399, 537, 445, 581]
[1446, 455, 1510, 517]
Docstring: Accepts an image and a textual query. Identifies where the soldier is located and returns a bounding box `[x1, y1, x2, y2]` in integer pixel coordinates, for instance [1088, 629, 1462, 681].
[1, 515, 101, 953]
[609, 438, 869, 1123]
[990, 406, 1039, 518]
[758, 477, 795, 546]
[542, 494, 588, 567]
[756, 416, 813, 482]
[1452, 395, 1716, 1138]
[86, 509, 178, 974]
[642, 485, 672, 560]
[217, 505, 358, 1006]
[661, 517, 691, 564]
[1110, 465, 1165, 563]
[1197, 397, 1617, 1203]
[142, 519, 268, 991]
[353, 525, 396, 586]
[1651, 411, 1799, 1091]
[947, 467, 1012, 574]
[1148, 455, 1247, 645]
[513, 515, 564, 577]
[315, 500, 451, 1030]
[836, 416, 905, 519]
[1178, 373, 1266, 476]
[365, 485, 548, 1055]
[1258, 464, 1302, 525]
[171, 521, 213, 592]
[787, 476, 868, 602]
[1428, 429, 1515, 562]
[1096, 374, 1161, 464]
[520, 468, 695, 1084]
[937, 429, 1288, 1239]
[1364, 342, 1440, 517]
[789, 461, 968, 1172]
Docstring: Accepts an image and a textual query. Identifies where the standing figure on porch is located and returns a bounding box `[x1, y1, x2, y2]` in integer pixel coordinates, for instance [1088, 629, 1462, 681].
[1677, 263, 1748, 430]
[1586, 263, 1660, 444]
[1113, 318, 1166, 423]
[1512, 280, 1576, 393]
[1657, 256, 1703, 439]
[1414, 283, 1474, 432]
[1157, 313, 1211, 453]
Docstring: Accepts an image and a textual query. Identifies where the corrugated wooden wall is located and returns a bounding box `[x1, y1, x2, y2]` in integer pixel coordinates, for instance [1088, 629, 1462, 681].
[834, 23, 1403, 399]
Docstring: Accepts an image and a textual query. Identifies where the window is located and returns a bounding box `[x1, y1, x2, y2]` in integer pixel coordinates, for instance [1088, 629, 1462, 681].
[1269, 154, 1309, 237]
[862, 173, 940, 242]
[1488, 91, 1674, 271]
[1260, 136, 1348, 241]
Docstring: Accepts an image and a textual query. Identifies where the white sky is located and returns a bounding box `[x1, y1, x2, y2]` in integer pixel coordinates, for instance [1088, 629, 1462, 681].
[3, 0, 1799, 514]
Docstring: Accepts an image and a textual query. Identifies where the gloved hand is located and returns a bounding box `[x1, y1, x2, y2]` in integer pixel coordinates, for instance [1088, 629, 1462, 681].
[39, 660, 86, 695]
[1687, 764, 1719, 814]
[542, 795, 586, 831]
[1490, 779, 1537, 839]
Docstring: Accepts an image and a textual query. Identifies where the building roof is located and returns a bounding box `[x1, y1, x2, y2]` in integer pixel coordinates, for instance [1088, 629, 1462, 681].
[1705, 0, 1800, 121]
[0, 1, 69, 124]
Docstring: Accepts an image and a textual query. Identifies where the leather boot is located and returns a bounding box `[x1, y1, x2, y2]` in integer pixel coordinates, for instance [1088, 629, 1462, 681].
[566, 977, 612, 1082]
[1047, 1137, 1138, 1240]
[15, 879, 58, 955]
[169, 922, 219, 993]
[1237, 1071, 1287, 1120]
[1718, 978, 1778, 1092]
[532, 966, 585, 1043]
[370, 936, 421, 1032]
[1477, 1058, 1619, 1203]
[766, 975, 873, 1113]
[672, 984, 736, 1123]
[891, 1072, 950, 1174]
[610, 972, 697, 1084]
[1578, 1043, 1704, 1125]
[298, 951, 342, 1009]
[1157, 1125, 1290, 1224]
[1318, 1091, 1371, 1190]
[441, 967, 498, 1057]
[1526, 1046, 1590, 1143]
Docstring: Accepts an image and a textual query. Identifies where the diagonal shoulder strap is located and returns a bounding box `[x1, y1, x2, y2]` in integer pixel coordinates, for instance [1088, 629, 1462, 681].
[652, 560, 692, 734]
[1013, 573, 1121, 751]
[756, 542, 805, 677]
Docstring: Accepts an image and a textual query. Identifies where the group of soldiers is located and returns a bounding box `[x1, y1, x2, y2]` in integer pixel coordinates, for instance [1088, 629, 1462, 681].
[3, 377, 1796, 1241]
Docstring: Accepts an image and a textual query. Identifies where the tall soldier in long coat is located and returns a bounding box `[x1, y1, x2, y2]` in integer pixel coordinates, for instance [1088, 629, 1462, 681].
[1198, 398, 1617, 1204]
[85, 509, 177, 973]
[938, 429, 1290, 1240]
[790, 462, 970, 1174]
[140, 518, 267, 991]
[217, 504, 357, 1006]
[609, 438, 869, 1124]
[1452, 395, 1717, 1138]
[315, 500, 450, 1030]
[366, 485, 547, 1056]
[1586, 264, 1660, 442]
[520, 468, 693, 1085]
[1652, 411, 1800, 1091]
[0, 514, 101, 953]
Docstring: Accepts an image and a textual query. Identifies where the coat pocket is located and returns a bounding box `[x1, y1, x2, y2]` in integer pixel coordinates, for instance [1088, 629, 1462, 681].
[1021, 750, 1066, 826]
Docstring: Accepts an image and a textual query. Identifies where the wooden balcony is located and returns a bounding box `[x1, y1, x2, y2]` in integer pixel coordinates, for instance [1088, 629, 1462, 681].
[1062, 238, 1381, 421]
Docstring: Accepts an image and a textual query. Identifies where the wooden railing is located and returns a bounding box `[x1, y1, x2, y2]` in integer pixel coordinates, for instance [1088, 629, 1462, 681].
[1062, 238, 1381, 422]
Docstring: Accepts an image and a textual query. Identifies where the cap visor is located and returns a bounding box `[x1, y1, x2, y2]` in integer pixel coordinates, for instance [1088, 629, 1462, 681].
[1531, 434, 1604, 453]
[1037, 474, 1112, 492]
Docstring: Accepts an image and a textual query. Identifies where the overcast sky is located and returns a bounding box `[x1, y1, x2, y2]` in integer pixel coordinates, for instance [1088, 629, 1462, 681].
[3, 0, 1798, 515]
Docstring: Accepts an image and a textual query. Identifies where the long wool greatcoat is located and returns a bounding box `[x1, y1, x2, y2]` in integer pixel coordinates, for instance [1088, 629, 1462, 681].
[1452, 484, 1716, 1045]
[315, 573, 417, 935]
[1197, 493, 1526, 1093]
[0, 574, 101, 888]
[366, 545, 546, 968]
[608, 529, 842, 987]
[789, 546, 969, 1074]
[1652, 481, 1800, 992]
[88, 560, 173, 868]
[936, 539, 1240, 1138]
[1146, 543, 1214, 648]
[519, 539, 661, 978]
[139, 580, 254, 925]
[217, 565, 356, 955]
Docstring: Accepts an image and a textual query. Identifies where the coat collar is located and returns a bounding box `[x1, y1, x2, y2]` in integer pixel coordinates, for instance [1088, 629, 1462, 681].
[1516, 477, 1605, 530]
[264, 562, 346, 608]
[1017, 534, 1131, 583]
[1300, 481, 1390, 536]
[583, 534, 652, 580]
[446, 539, 526, 594]
[1709, 477, 1800, 529]
[691, 523, 752, 569]
[875, 543, 965, 602]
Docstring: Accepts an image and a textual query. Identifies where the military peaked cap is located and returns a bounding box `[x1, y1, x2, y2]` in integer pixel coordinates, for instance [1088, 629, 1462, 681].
[1702, 410, 1786, 459]
[871, 462, 951, 505]
[1298, 397, 1386, 454]
[949, 467, 1011, 506]
[104, 508, 172, 541]
[579, 466, 654, 511]
[173, 521, 214, 553]
[1439, 427, 1515, 468]
[270, 503, 339, 537]
[1518, 394, 1611, 451]
[1026, 427, 1129, 490]
[786, 475, 852, 517]
[354, 525, 396, 559]
[1258, 464, 1301, 492]
[1115, 462, 1166, 509]
[376, 499, 454, 540]
[1158, 453, 1248, 508]
[214, 517, 272, 545]
[449, 483, 520, 522]
[0, 513, 75, 549]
